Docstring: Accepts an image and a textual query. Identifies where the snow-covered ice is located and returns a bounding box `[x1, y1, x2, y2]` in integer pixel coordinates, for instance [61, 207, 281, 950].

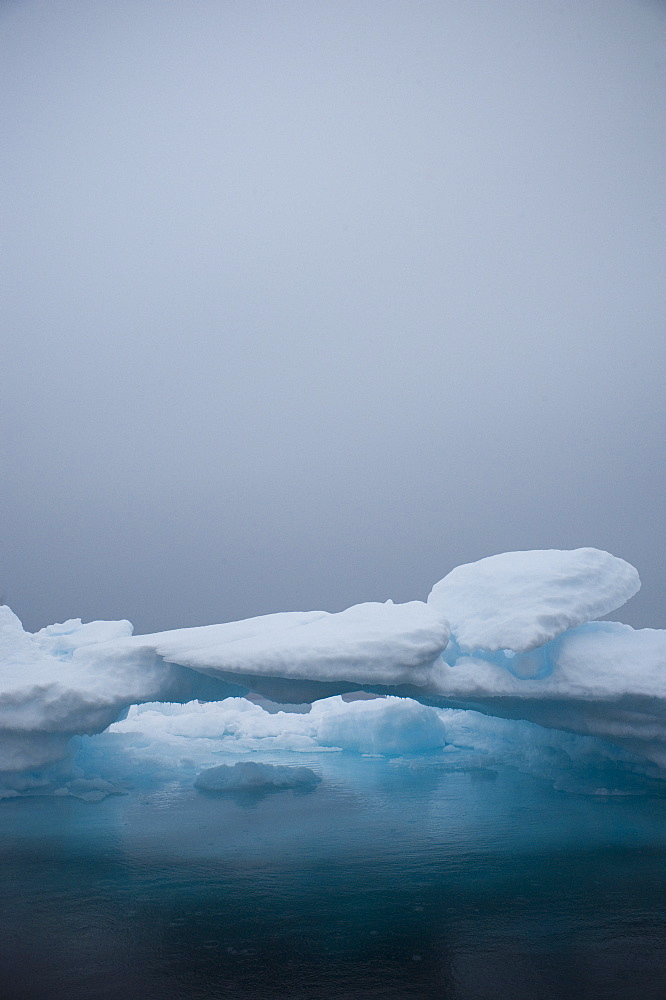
[109, 694, 450, 758]
[427, 547, 640, 653]
[87, 692, 663, 797]
[2, 546, 665, 796]
[125, 600, 450, 689]
[0, 603, 240, 792]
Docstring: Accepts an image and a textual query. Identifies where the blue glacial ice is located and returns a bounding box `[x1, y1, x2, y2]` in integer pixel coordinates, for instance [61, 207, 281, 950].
[2, 546, 666, 799]
[194, 760, 321, 792]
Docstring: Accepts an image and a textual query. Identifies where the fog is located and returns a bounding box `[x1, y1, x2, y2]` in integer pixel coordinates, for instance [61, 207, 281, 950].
[1, 0, 664, 633]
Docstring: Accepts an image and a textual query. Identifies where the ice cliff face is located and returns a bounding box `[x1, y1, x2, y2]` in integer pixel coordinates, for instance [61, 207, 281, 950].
[2, 547, 665, 795]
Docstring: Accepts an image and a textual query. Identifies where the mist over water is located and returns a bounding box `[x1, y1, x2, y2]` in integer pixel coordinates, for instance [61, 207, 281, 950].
[2, 0, 665, 632]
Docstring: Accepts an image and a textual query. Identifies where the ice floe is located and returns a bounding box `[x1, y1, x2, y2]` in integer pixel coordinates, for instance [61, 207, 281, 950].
[2, 546, 664, 795]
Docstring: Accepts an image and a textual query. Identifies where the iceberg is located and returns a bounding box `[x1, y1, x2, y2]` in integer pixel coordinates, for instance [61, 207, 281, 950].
[2, 546, 666, 795]
[109, 694, 451, 758]
[194, 761, 321, 792]
[101, 692, 662, 796]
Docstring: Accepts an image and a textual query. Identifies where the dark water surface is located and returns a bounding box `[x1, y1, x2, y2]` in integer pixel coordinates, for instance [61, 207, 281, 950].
[2, 760, 666, 999]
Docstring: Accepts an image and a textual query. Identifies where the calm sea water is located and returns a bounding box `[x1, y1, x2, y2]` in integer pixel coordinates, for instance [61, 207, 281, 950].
[2, 755, 666, 999]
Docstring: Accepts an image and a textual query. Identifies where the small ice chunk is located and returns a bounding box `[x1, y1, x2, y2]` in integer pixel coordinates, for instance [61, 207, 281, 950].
[56, 777, 118, 802]
[428, 547, 640, 653]
[311, 696, 448, 755]
[194, 761, 321, 792]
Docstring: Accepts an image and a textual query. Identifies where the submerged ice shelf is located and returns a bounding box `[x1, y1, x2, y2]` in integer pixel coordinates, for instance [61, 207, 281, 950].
[2, 546, 665, 798]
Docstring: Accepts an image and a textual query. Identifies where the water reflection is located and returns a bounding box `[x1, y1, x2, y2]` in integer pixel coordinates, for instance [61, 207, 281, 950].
[2, 762, 666, 998]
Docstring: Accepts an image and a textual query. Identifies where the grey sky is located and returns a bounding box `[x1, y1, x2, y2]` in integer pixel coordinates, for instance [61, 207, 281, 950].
[1, 0, 665, 634]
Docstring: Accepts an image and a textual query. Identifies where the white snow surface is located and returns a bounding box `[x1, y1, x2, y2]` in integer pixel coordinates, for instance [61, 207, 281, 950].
[32, 618, 133, 656]
[427, 547, 640, 653]
[0, 597, 449, 785]
[3, 546, 666, 791]
[125, 601, 450, 686]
